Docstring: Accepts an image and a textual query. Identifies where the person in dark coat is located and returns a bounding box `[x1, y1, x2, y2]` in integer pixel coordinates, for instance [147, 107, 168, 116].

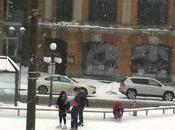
[77, 91, 89, 126]
[70, 87, 80, 130]
[56, 91, 70, 129]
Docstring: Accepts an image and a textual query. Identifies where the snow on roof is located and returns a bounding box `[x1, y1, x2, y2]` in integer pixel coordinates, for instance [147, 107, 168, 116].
[38, 21, 169, 34]
[0, 56, 19, 72]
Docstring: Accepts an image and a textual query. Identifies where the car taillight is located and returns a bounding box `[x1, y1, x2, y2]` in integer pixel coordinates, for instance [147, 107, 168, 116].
[120, 81, 125, 87]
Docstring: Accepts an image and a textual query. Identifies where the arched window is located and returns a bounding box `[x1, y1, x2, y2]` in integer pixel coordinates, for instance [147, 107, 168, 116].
[82, 42, 118, 78]
[132, 44, 171, 79]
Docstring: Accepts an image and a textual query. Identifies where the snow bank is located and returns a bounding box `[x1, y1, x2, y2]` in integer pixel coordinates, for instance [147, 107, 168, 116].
[0, 56, 19, 72]
[74, 78, 125, 99]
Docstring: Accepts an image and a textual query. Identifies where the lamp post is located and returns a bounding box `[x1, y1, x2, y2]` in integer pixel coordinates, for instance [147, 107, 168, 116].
[9, 26, 26, 106]
[9, 26, 26, 76]
[26, 1, 39, 129]
[49, 42, 57, 106]
[9, 26, 26, 68]
[43, 42, 62, 106]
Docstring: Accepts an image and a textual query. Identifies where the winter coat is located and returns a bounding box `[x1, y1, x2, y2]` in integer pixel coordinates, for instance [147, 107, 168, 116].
[113, 101, 124, 119]
[56, 97, 70, 112]
[77, 92, 89, 109]
[70, 101, 79, 119]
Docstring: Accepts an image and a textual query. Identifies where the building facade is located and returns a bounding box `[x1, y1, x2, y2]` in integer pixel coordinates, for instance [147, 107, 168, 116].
[1, 0, 175, 81]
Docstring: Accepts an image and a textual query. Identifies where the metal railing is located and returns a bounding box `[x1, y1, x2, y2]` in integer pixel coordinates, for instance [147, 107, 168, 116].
[0, 105, 175, 119]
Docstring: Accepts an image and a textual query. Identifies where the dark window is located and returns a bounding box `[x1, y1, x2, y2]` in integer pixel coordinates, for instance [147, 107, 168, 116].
[131, 78, 149, 85]
[45, 76, 59, 81]
[89, 0, 117, 23]
[59, 77, 71, 83]
[57, 0, 72, 21]
[132, 44, 171, 79]
[137, 0, 168, 26]
[4, 0, 25, 22]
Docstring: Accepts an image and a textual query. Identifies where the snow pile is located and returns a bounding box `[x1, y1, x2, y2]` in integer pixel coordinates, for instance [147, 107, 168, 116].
[0, 58, 15, 72]
[39, 21, 169, 33]
[0, 56, 19, 72]
[74, 78, 124, 99]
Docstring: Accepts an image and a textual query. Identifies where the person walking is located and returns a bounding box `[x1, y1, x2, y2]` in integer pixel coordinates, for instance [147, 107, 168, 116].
[56, 91, 70, 129]
[78, 91, 89, 126]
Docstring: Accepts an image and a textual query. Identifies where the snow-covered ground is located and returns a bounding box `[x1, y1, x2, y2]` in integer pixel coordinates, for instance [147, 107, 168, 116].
[0, 105, 175, 130]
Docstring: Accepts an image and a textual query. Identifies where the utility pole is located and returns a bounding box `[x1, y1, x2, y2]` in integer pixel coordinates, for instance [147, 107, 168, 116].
[26, 0, 38, 130]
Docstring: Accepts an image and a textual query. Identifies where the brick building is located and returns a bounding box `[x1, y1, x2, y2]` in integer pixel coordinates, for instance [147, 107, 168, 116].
[1, 0, 175, 81]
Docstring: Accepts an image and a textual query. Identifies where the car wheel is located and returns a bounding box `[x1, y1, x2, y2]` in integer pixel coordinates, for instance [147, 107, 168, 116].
[38, 85, 48, 94]
[126, 89, 137, 99]
[163, 92, 174, 101]
[79, 87, 88, 96]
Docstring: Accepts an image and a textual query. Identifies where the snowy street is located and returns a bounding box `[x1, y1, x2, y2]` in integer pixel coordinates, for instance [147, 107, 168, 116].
[1, 67, 175, 108]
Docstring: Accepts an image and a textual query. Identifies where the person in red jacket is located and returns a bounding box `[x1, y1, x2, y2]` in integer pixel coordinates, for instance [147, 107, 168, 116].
[70, 87, 80, 130]
[113, 101, 124, 120]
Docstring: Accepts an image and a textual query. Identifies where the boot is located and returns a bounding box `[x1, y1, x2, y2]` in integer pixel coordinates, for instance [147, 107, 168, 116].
[62, 124, 67, 129]
[56, 124, 62, 129]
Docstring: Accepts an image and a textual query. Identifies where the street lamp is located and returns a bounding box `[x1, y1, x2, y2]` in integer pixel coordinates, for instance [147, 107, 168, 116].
[50, 42, 57, 51]
[43, 42, 62, 106]
[49, 43, 62, 106]
[9, 26, 26, 106]
[9, 27, 15, 33]
[9, 26, 26, 34]
[19, 27, 26, 34]
[49, 42, 56, 106]
[9, 26, 26, 68]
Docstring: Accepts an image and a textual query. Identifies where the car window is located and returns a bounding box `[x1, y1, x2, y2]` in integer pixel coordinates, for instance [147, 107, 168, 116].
[148, 79, 162, 87]
[45, 76, 59, 81]
[59, 77, 71, 83]
[131, 78, 148, 85]
[45, 77, 51, 81]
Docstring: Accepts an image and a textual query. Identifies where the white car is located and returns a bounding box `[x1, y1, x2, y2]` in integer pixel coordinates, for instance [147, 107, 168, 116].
[119, 77, 175, 101]
[36, 75, 96, 96]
